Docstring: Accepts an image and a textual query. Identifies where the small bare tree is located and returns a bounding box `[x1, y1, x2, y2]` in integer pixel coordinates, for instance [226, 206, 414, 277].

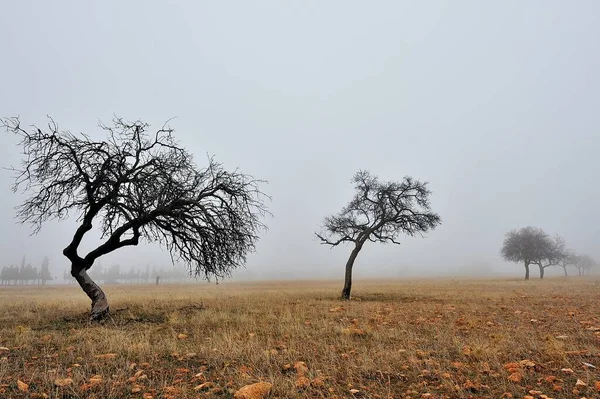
[574, 254, 596, 276]
[501, 226, 549, 280]
[558, 250, 578, 277]
[315, 171, 441, 300]
[3, 116, 269, 320]
[530, 235, 567, 279]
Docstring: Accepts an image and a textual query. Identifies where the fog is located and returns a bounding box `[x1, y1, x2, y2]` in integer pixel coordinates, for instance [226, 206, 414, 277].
[1, 1, 599, 282]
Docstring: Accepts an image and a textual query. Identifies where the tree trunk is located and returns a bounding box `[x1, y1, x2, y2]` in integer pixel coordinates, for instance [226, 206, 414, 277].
[562, 266, 568, 277]
[341, 243, 363, 300]
[71, 265, 109, 321]
[524, 261, 530, 280]
[539, 265, 544, 279]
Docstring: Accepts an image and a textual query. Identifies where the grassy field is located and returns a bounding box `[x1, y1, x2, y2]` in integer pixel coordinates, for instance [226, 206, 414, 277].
[0, 277, 599, 398]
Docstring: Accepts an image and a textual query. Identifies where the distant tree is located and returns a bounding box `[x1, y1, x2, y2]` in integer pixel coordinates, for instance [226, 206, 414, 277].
[105, 264, 121, 284]
[501, 226, 549, 280]
[18, 263, 25, 285]
[529, 235, 567, 279]
[39, 256, 52, 285]
[574, 254, 596, 276]
[11, 265, 20, 285]
[315, 171, 441, 300]
[88, 263, 105, 284]
[583, 257, 596, 275]
[558, 250, 578, 277]
[0, 266, 7, 285]
[3, 116, 269, 320]
[23, 263, 38, 285]
[143, 265, 150, 284]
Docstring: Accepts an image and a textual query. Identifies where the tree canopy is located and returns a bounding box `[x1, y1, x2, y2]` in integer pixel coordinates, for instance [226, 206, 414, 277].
[501, 226, 569, 279]
[316, 170, 441, 299]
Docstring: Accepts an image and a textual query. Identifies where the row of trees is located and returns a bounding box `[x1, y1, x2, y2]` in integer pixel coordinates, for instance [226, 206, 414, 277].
[62, 264, 191, 284]
[501, 226, 596, 279]
[0, 256, 52, 285]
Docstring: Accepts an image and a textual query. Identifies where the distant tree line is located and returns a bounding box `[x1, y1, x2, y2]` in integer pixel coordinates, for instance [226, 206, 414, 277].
[62, 264, 192, 285]
[501, 226, 596, 280]
[0, 256, 52, 285]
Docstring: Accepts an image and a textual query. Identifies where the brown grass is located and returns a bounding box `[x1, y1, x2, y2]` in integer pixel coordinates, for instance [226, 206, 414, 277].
[1, 277, 599, 398]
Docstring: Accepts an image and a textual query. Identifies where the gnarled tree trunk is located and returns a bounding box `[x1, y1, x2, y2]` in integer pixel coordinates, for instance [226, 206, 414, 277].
[538, 265, 545, 279]
[341, 243, 363, 300]
[562, 266, 568, 277]
[71, 264, 109, 321]
[524, 260, 530, 280]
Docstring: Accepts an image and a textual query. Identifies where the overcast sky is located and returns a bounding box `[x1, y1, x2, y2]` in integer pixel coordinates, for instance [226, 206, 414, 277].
[1, 1, 598, 281]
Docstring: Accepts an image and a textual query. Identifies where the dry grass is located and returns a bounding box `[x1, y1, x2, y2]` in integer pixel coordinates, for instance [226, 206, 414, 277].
[1, 277, 599, 398]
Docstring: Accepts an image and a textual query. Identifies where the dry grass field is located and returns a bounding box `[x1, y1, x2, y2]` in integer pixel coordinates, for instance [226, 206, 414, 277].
[0, 277, 599, 399]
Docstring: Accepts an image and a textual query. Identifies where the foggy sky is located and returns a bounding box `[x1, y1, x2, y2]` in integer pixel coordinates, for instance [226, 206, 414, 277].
[1, 1, 599, 281]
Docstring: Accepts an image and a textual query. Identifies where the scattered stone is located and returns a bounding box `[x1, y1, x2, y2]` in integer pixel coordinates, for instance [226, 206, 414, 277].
[575, 379, 587, 387]
[194, 382, 214, 391]
[294, 361, 309, 376]
[561, 368, 574, 374]
[17, 380, 28, 392]
[233, 382, 272, 399]
[54, 378, 73, 387]
[311, 377, 325, 387]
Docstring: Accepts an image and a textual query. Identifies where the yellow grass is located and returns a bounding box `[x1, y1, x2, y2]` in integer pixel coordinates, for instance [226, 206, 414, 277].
[1, 277, 599, 398]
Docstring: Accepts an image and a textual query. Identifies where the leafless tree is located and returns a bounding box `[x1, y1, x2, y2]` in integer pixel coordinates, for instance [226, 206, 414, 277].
[573, 254, 596, 276]
[558, 249, 578, 277]
[3, 116, 270, 320]
[501, 226, 550, 280]
[315, 171, 441, 300]
[529, 235, 567, 279]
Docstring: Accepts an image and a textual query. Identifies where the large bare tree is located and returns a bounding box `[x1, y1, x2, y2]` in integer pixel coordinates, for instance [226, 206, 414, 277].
[315, 171, 441, 300]
[3, 116, 269, 320]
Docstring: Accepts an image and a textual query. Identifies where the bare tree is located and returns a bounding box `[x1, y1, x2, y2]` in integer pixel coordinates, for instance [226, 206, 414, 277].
[3, 116, 269, 320]
[501, 226, 550, 280]
[530, 235, 567, 279]
[558, 250, 578, 277]
[574, 254, 596, 276]
[315, 171, 441, 300]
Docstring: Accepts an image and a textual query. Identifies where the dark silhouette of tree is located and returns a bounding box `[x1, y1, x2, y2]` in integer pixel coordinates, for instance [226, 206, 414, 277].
[315, 171, 441, 300]
[40, 256, 52, 285]
[501, 227, 568, 279]
[501, 226, 549, 280]
[3, 116, 269, 320]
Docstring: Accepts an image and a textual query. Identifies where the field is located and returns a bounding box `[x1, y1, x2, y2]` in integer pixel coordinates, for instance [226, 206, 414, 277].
[1, 277, 599, 399]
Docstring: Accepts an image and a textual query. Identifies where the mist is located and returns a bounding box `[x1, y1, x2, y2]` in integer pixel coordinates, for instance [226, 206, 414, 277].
[1, 1, 599, 283]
